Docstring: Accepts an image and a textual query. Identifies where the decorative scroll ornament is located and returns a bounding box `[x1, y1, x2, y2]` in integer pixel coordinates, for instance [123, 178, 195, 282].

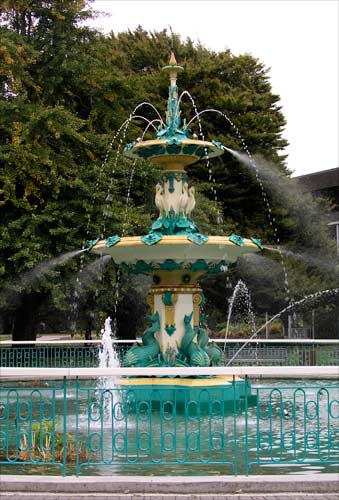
[162, 291, 178, 336]
[193, 293, 203, 327]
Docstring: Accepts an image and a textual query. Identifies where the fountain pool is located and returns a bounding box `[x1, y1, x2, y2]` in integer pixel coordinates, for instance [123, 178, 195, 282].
[0, 376, 338, 476]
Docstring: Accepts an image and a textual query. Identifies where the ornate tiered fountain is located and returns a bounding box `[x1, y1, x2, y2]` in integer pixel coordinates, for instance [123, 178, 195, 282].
[91, 51, 263, 402]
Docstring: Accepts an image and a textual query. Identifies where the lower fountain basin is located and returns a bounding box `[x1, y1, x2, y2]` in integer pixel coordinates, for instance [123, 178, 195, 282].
[118, 375, 256, 412]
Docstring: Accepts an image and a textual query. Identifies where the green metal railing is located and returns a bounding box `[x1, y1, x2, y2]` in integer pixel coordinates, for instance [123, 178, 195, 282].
[1, 340, 338, 367]
[224, 343, 339, 366]
[0, 341, 127, 368]
[0, 367, 338, 476]
[0, 340, 339, 368]
[0, 346, 100, 368]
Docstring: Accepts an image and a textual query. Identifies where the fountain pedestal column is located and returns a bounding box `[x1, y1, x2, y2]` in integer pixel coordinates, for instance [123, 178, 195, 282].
[147, 270, 204, 357]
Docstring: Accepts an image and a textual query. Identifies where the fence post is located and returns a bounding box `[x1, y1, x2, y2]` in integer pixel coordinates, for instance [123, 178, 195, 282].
[232, 375, 238, 476]
[244, 375, 249, 476]
[75, 376, 79, 476]
[62, 376, 67, 476]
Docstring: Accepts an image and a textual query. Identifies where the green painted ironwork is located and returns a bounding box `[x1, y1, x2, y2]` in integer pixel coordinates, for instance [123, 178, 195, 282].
[0, 378, 338, 476]
[250, 237, 263, 250]
[86, 238, 99, 251]
[0, 346, 102, 368]
[1, 343, 339, 368]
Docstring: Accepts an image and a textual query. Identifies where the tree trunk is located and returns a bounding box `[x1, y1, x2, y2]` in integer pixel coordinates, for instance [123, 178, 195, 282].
[12, 292, 42, 342]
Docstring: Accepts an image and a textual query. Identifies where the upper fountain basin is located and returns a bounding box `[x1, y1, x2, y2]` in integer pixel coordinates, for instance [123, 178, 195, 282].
[91, 234, 260, 270]
[124, 138, 224, 170]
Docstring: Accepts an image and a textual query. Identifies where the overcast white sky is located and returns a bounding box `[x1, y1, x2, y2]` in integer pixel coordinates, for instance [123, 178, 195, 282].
[89, 0, 338, 177]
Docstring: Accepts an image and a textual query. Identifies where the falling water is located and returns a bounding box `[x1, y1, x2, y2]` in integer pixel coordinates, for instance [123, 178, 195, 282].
[187, 107, 290, 300]
[83, 101, 161, 243]
[226, 287, 339, 366]
[76, 102, 163, 334]
[178, 91, 222, 224]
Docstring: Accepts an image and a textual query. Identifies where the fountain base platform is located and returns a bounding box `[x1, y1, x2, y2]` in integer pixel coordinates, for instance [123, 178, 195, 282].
[118, 376, 257, 412]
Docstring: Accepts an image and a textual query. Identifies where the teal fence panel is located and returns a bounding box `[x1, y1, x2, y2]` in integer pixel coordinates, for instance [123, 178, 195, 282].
[246, 383, 339, 474]
[0, 379, 68, 475]
[0, 378, 338, 476]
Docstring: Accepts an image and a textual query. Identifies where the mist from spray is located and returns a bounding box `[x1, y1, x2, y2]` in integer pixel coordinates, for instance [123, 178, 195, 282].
[0, 248, 86, 307]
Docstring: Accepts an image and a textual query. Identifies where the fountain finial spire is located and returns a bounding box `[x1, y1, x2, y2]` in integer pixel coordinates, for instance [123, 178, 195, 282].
[160, 46, 185, 139]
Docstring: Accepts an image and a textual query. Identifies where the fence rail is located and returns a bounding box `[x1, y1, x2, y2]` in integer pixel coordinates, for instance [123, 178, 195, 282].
[0, 372, 338, 476]
[1, 365, 339, 378]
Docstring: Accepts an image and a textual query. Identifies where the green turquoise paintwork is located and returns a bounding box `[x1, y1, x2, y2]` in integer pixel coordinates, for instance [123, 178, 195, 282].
[149, 210, 198, 236]
[181, 312, 210, 367]
[2, 380, 338, 475]
[195, 327, 223, 366]
[188, 233, 209, 245]
[159, 172, 188, 192]
[125, 141, 135, 151]
[141, 233, 162, 246]
[121, 258, 229, 275]
[156, 83, 190, 142]
[165, 325, 176, 336]
[163, 291, 174, 306]
[105, 235, 121, 247]
[86, 238, 99, 250]
[229, 233, 245, 247]
[123, 312, 161, 367]
[250, 237, 263, 249]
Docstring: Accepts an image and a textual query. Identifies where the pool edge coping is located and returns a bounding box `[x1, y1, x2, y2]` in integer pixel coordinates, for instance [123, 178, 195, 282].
[1, 474, 338, 494]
